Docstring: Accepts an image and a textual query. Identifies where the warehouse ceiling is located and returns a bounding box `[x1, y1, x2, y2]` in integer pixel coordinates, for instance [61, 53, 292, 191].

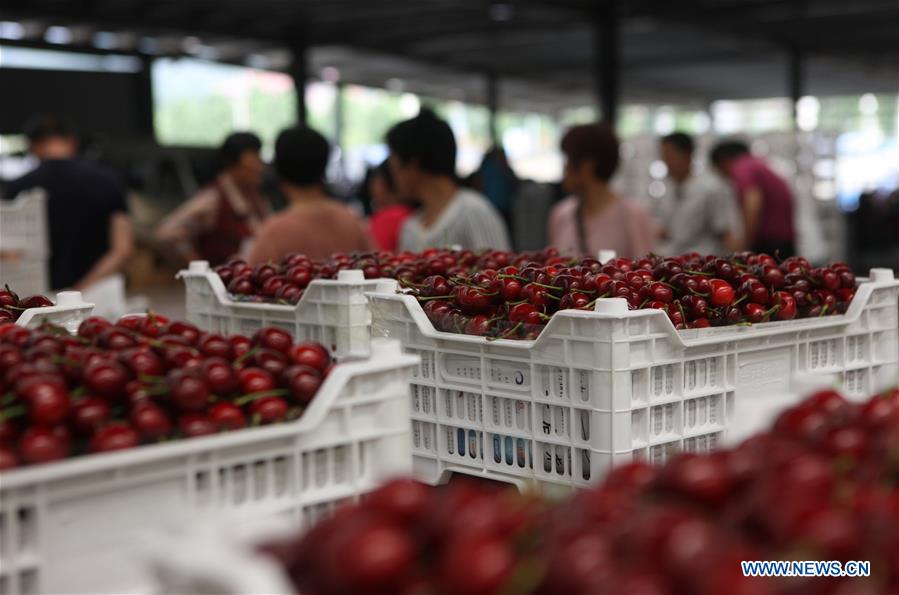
[1, 0, 897, 110]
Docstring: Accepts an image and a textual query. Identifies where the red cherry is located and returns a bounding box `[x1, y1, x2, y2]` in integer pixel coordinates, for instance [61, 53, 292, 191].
[251, 348, 290, 377]
[230, 335, 252, 359]
[162, 321, 201, 346]
[84, 359, 130, 401]
[178, 413, 217, 438]
[708, 278, 735, 307]
[18, 426, 69, 464]
[288, 343, 330, 372]
[656, 453, 731, 506]
[238, 367, 276, 393]
[282, 365, 322, 405]
[20, 378, 70, 427]
[90, 422, 139, 453]
[130, 401, 173, 440]
[70, 396, 111, 435]
[0, 446, 18, 470]
[440, 533, 514, 595]
[167, 368, 210, 411]
[368, 478, 431, 524]
[197, 334, 234, 359]
[209, 402, 247, 430]
[252, 327, 294, 354]
[249, 395, 289, 423]
[97, 327, 138, 350]
[201, 357, 241, 395]
[118, 347, 164, 377]
[326, 518, 414, 589]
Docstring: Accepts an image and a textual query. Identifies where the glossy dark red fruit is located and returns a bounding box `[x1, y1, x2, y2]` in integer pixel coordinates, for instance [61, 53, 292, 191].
[178, 413, 217, 438]
[253, 327, 294, 354]
[69, 396, 111, 435]
[130, 401, 173, 440]
[288, 343, 330, 372]
[167, 368, 211, 411]
[18, 426, 69, 463]
[202, 357, 240, 395]
[282, 365, 322, 405]
[90, 422, 139, 453]
[209, 402, 247, 430]
[238, 367, 276, 394]
[84, 359, 130, 401]
[249, 395, 289, 423]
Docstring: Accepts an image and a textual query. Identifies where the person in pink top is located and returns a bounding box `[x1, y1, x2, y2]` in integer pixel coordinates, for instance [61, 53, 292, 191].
[711, 140, 796, 257]
[548, 123, 655, 259]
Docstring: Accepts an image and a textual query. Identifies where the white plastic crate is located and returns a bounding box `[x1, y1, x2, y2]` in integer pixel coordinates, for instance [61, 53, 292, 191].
[368, 268, 899, 492]
[0, 338, 418, 595]
[0, 190, 49, 259]
[178, 261, 390, 358]
[14, 291, 94, 333]
[0, 258, 49, 298]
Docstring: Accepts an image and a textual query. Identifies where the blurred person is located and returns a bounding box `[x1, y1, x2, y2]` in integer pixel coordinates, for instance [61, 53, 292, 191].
[367, 160, 413, 252]
[387, 109, 510, 252]
[548, 123, 654, 258]
[476, 146, 519, 225]
[2, 115, 134, 291]
[155, 132, 269, 266]
[654, 132, 743, 256]
[711, 140, 796, 257]
[248, 126, 371, 264]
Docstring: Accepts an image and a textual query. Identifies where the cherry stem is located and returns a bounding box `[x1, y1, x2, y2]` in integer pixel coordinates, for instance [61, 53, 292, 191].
[0, 391, 15, 406]
[235, 389, 290, 406]
[416, 295, 454, 302]
[233, 347, 260, 368]
[732, 294, 748, 307]
[0, 404, 26, 421]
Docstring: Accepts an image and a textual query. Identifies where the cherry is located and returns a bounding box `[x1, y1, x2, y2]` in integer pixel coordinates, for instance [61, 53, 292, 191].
[209, 402, 246, 430]
[69, 396, 111, 435]
[368, 478, 431, 524]
[78, 316, 113, 340]
[128, 400, 171, 440]
[656, 453, 731, 506]
[118, 347, 164, 377]
[18, 426, 69, 464]
[84, 359, 130, 401]
[230, 335, 252, 359]
[251, 263, 278, 286]
[20, 378, 70, 427]
[0, 446, 18, 470]
[440, 533, 514, 595]
[0, 288, 19, 309]
[162, 321, 201, 346]
[238, 367, 276, 393]
[20, 295, 54, 309]
[508, 303, 543, 326]
[90, 422, 139, 453]
[197, 334, 234, 359]
[167, 368, 210, 411]
[178, 413, 217, 438]
[252, 348, 290, 377]
[260, 275, 287, 298]
[742, 302, 766, 323]
[285, 266, 312, 288]
[97, 327, 138, 350]
[282, 365, 322, 405]
[326, 517, 414, 589]
[274, 283, 302, 304]
[708, 278, 735, 307]
[227, 277, 254, 295]
[288, 343, 331, 372]
[249, 395, 289, 423]
[253, 327, 294, 354]
[163, 345, 203, 369]
[201, 357, 240, 395]
[0, 418, 20, 447]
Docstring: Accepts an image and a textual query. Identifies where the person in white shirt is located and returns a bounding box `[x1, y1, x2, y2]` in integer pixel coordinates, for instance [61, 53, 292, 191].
[653, 132, 743, 256]
[386, 110, 510, 252]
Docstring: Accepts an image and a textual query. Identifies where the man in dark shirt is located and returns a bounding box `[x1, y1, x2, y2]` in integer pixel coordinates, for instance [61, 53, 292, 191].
[2, 115, 134, 290]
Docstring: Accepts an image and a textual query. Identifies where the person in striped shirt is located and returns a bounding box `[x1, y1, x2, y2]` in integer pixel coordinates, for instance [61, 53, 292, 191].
[386, 110, 510, 252]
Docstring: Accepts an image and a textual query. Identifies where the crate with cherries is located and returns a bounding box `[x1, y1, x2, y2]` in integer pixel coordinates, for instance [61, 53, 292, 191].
[403, 252, 859, 339]
[0, 285, 55, 323]
[251, 385, 899, 595]
[0, 314, 333, 469]
[211, 248, 565, 304]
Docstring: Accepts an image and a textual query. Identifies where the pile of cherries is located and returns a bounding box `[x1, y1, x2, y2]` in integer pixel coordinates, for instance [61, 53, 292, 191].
[260, 386, 899, 595]
[0, 315, 332, 470]
[404, 252, 859, 339]
[213, 248, 565, 305]
[0, 285, 55, 323]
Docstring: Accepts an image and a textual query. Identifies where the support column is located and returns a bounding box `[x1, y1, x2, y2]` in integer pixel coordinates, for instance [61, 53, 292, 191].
[594, 0, 620, 124]
[788, 46, 804, 131]
[289, 42, 308, 125]
[335, 81, 345, 168]
[487, 70, 499, 146]
[134, 55, 155, 139]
